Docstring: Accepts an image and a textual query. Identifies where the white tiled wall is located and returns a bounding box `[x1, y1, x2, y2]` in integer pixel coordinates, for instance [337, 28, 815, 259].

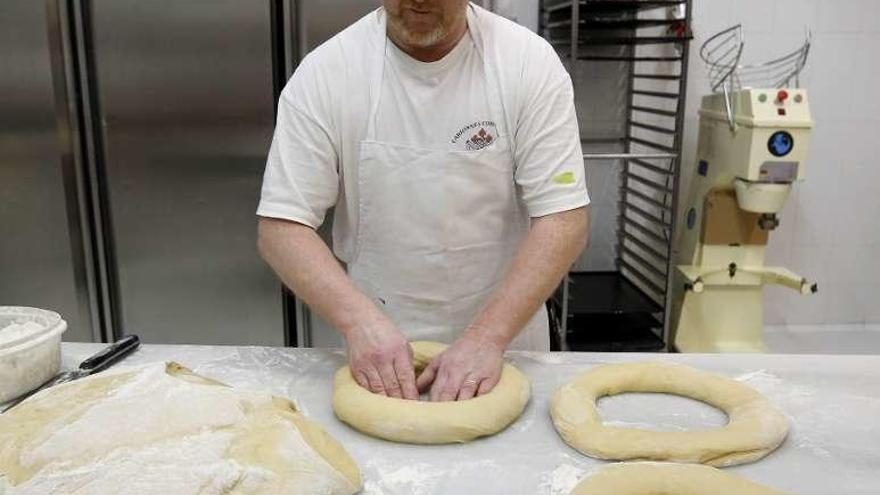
[683, 0, 880, 325]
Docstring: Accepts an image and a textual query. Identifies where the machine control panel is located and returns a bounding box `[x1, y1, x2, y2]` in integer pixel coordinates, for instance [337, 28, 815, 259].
[756, 90, 806, 119]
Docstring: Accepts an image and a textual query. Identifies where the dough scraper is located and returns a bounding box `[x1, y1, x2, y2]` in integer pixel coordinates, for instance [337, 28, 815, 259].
[0, 334, 140, 413]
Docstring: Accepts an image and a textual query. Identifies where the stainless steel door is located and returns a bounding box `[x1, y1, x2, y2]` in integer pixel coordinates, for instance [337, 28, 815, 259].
[290, 0, 379, 347]
[0, 1, 94, 341]
[297, 0, 379, 57]
[87, 0, 283, 345]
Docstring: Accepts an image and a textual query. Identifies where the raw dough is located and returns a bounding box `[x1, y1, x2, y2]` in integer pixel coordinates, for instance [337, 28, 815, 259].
[551, 362, 789, 466]
[0, 362, 361, 495]
[570, 462, 790, 494]
[333, 341, 530, 444]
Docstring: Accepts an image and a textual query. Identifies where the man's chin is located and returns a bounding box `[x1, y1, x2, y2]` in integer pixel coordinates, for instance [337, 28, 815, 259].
[399, 27, 447, 48]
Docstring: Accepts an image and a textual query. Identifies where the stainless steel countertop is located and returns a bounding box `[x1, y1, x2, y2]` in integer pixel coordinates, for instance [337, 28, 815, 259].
[59, 343, 880, 494]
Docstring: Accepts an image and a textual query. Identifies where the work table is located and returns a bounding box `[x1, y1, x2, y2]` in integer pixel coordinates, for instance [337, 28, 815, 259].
[59, 343, 880, 494]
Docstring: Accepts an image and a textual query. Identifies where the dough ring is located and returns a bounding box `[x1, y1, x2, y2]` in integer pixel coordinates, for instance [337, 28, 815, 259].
[551, 362, 789, 466]
[333, 341, 530, 444]
[569, 463, 790, 494]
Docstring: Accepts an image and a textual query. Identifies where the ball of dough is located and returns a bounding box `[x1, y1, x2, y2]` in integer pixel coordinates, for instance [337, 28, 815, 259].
[570, 463, 790, 494]
[333, 341, 531, 444]
[551, 362, 789, 466]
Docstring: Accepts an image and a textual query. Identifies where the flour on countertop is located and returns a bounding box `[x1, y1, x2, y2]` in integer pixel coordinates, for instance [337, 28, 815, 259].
[518, 352, 565, 365]
[360, 458, 503, 495]
[361, 460, 443, 495]
[735, 369, 843, 460]
[538, 464, 586, 495]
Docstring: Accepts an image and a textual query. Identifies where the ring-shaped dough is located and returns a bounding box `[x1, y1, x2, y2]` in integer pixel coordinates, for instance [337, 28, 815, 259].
[333, 341, 530, 444]
[551, 362, 789, 466]
[570, 463, 789, 494]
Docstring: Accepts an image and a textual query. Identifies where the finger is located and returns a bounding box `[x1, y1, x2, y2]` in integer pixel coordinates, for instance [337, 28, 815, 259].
[353, 370, 371, 390]
[394, 354, 418, 400]
[457, 375, 479, 401]
[429, 368, 449, 402]
[476, 374, 500, 396]
[416, 360, 438, 393]
[437, 370, 464, 402]
[364, 366, 386, 396]
[378, 362, 403, 399]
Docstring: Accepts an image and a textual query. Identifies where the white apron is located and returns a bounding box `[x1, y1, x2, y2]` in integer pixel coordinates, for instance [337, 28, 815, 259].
[348, 6, 549, 351]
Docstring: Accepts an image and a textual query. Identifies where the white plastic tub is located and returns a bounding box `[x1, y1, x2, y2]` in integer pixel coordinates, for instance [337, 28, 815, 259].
[0, 307, 68, 403]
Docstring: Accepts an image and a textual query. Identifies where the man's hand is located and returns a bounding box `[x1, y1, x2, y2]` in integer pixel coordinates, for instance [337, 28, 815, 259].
[344, 319, 419, 400]
[416, 332, 506, 402]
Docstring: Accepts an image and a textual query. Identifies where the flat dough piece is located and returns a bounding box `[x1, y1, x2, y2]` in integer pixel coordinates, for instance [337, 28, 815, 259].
[551, 362, 789, 466]
[0, 362, 361, 495]
[570, 463, 790, 494]
[333, 341, 530, 444]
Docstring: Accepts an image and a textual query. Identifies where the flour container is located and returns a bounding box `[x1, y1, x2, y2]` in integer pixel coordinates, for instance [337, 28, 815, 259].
[0, 307, 68, 403]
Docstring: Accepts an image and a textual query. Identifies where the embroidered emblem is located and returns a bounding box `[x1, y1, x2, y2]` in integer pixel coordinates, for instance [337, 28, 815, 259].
[465, 128, 494, 151]
[451, 120, 498, 150]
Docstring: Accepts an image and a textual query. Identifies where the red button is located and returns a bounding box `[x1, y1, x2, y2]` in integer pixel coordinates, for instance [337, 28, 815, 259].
[777, 90, 789, 103]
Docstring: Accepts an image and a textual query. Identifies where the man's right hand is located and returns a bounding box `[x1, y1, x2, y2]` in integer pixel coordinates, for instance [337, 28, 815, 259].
[256, 219, 418, 400]
[344, 319, 418, 400]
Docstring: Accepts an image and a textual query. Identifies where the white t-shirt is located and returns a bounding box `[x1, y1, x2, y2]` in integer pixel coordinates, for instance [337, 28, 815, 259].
[377, 31, 495, 151]
[258, 7, 590, 263]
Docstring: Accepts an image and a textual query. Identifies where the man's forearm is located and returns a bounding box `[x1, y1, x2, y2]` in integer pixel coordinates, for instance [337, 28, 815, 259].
[465, 206, 590, 347]
[257, 217, 384, 337]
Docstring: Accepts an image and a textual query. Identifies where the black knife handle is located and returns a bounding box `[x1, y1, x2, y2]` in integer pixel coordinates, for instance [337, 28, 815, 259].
[79, 335, 141, 374]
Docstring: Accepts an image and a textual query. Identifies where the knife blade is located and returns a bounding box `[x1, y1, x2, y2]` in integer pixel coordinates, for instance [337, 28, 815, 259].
[1, 334, 140, 413]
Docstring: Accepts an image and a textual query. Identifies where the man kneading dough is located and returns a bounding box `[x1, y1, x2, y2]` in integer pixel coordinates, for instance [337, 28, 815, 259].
[258, 1, 590, 402]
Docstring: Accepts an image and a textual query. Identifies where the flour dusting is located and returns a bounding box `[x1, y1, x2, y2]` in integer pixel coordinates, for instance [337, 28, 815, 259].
[1, 362, 359, 495]
[519, 352, 565, 365]
[733, 368, 878, 460]
[0, 321, 44, 346]
[361, 460, 442, 495]
[538, 464, 585, 495]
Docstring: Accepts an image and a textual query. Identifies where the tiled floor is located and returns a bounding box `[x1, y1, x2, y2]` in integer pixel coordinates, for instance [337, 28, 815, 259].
[765, 324, 880, 355]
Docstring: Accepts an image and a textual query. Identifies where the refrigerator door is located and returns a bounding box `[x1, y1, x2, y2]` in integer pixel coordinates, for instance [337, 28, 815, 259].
[0, 1, 95, 342]
[87, 0, 284, 345]
[297, 0, 380, 56]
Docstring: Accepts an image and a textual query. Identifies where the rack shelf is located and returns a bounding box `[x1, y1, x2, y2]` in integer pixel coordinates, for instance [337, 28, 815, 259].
[558, 272, 666, 352]
[544, 1, 687, 14]
[542, 0, 692, 352]
[546, 18, 683, 30]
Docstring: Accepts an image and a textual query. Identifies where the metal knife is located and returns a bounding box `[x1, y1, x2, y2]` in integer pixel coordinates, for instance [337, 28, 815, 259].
[1, 334, 141, 413]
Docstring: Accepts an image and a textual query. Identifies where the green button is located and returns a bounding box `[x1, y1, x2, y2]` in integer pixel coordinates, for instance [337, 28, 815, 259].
[758, 93, 768, 103]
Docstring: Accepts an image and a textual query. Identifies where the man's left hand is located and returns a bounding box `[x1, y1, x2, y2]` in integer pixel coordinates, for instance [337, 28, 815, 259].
[415, 332, 506, 402]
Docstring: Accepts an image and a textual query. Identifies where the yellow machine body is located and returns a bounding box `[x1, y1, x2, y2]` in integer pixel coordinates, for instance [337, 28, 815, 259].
[672, 89, 816, 353]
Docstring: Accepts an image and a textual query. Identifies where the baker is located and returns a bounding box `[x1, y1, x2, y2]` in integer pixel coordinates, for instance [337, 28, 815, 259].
[257, 1, 590, 402]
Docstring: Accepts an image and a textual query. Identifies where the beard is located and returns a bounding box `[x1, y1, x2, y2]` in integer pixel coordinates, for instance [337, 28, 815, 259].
[386, 5, 452, 48]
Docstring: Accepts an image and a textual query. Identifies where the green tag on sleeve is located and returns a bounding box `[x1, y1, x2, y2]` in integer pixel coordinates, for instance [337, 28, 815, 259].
[553, 171, 577, 185]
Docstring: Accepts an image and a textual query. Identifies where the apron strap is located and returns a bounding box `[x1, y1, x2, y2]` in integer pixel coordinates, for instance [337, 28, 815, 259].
[365, 10, 389, 142]
[467, 4, 516, 158]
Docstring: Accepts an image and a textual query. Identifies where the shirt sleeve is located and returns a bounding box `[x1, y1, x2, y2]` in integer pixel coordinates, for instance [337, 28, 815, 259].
[513, 42, 590, 218]
[257, 56, 339, 229]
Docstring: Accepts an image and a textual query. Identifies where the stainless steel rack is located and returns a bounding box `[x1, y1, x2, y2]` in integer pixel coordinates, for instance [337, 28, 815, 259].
[541, 0, 693, 352]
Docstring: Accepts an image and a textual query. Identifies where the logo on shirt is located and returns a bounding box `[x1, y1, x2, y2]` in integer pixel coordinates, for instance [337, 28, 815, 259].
[451, 121, 497, 151]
